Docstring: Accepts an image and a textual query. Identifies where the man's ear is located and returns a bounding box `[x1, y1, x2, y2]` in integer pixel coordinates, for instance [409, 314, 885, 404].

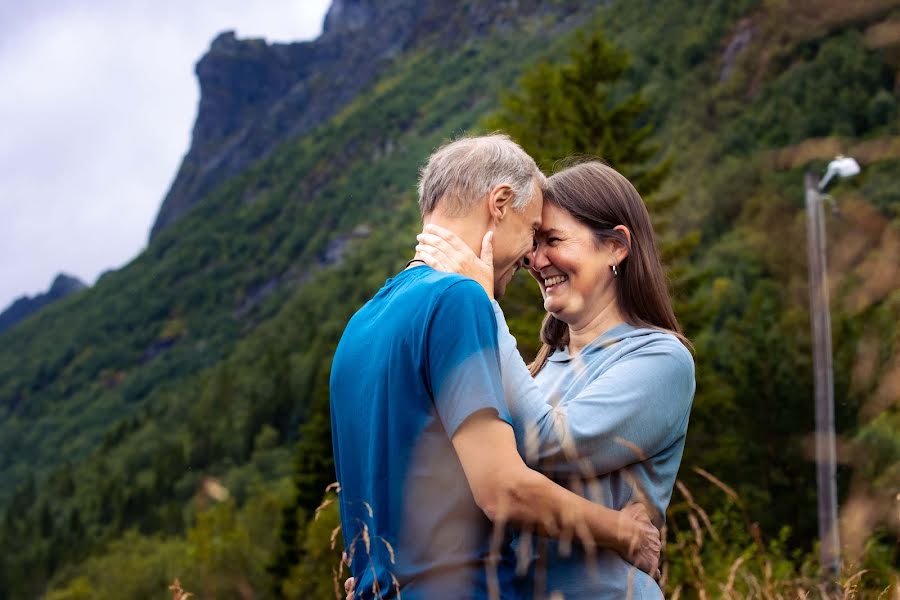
[488, 184, 515, 222]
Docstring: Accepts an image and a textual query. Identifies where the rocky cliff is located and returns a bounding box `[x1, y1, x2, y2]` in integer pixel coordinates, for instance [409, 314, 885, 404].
[149, 0, 580, 239]
[0, 273, 86, 333]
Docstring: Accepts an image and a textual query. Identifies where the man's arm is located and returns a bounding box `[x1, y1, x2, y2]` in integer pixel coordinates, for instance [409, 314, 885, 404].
[451, 409, 661, 574]
[425, 280, 659, 572]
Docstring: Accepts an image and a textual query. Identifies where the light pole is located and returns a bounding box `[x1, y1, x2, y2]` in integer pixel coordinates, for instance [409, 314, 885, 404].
[805, 155, 860, 591]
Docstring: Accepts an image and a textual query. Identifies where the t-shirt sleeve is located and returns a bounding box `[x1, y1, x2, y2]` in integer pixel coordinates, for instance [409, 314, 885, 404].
[426, 279, 512, 438]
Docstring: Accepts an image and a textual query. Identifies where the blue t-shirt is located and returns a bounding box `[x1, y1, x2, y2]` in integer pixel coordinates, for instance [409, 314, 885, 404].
[330, 266, 520, 599]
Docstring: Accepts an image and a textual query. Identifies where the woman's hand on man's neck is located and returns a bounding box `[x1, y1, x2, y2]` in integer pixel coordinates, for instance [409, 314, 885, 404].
[421, 213, 488, 257]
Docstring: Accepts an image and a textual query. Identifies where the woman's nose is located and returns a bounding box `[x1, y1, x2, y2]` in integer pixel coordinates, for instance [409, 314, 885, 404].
[531, 245, 549, 270]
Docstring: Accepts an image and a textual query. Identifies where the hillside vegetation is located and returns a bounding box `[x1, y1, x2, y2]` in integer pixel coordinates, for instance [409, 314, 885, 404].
[1, 0, 897, 598]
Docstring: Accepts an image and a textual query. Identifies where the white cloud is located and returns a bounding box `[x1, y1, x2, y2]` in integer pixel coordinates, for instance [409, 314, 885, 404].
[0, 0, 332, 310]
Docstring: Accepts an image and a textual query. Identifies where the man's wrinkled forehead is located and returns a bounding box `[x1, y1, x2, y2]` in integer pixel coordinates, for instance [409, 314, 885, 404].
[528, 178, 544, 229]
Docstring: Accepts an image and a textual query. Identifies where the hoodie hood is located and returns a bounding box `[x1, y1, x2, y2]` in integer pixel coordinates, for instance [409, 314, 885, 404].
[547, 322, 672, 363]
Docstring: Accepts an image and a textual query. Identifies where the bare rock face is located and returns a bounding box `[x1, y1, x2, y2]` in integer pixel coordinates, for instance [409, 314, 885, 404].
[322, 0, 377, 34]
[149, 31, 319, 238]
[149, 0, 578, 240]
[149, 0, 420, 240]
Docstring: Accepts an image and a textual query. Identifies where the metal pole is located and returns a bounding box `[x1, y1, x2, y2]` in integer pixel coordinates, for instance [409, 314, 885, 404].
[804, 172, 841, 589]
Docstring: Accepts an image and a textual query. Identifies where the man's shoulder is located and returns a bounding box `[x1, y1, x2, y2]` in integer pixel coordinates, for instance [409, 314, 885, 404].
[405, 268, 490, 305]
[409, 267, 476, 288]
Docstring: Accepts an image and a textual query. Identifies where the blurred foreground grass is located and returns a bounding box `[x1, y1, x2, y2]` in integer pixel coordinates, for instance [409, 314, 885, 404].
[43, 467, 897, 600]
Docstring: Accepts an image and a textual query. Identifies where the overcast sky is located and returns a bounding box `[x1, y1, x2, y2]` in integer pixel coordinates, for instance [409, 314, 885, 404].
[0, 0, 332, 310]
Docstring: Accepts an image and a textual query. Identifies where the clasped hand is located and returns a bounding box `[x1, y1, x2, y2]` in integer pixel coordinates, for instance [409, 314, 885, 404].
[415, 224, 496, 298]
[343, 503, 662, 599]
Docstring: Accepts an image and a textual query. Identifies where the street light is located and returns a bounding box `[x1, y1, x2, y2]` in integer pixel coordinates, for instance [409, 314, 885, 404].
[819, 156, 861, 192]
[805, 155, 860, 591]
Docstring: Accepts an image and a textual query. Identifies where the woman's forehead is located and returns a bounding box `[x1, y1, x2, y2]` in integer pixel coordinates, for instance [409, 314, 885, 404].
[539, 202, 574, 232]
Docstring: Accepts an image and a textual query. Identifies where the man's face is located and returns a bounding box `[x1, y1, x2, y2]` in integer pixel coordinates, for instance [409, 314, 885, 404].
[490, 180, 543, 298]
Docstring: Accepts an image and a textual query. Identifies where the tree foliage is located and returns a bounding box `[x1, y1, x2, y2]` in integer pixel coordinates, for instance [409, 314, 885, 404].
[4, 0, 899, 597]
[486, 30, 670, 199]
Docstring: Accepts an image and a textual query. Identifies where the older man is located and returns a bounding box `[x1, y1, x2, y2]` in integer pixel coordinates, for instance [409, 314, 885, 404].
[330, 135, 655, 599]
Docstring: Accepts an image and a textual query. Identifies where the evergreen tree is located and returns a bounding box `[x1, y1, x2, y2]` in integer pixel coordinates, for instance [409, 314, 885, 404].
[485, 30, 670, 205]
[268, 407, 335, 593]
[486, 29, 697, 357]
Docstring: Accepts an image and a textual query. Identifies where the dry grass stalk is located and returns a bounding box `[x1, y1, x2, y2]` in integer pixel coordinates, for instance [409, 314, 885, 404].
[331, 567, 343, 600]
[361, 524, 371, 555]
[687, 512, 704, 548]
[487, 498, 509, 600]
[876, 580, 900, 599]
[516, 527, 534, 576]
[614, 435, 649, 462]
[380, 538, 396, 564]
[693, 467, 741, 505]
[676, 480, 719, 541]
[330, 524, 342, 550]
[332, 565, 344, 600]
[390, 573, 402, 599]
[169, 578, 193, 600]
[723, 555, 746, 596]
[844, 569, 870, 598]
[315, 498, 335, 521]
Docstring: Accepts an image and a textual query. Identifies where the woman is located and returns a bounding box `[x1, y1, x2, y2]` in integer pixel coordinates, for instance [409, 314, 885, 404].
[415, 161, 696, 599]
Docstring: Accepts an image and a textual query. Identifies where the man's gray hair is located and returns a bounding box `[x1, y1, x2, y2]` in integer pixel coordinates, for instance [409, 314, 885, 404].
[417, 134, 545, 216]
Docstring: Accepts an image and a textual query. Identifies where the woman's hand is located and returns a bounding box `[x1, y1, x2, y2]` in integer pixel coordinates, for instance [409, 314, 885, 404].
[342, 552, 355, 599]
[344, 576, 355, 600]
[342, 507, 660, 596]
[415, 224, 495, 299]
[619, 503, 662, 578]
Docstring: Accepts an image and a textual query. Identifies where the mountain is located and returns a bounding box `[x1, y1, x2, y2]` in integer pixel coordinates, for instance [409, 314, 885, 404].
[0, 274, 86, 334]
[149, 0, 585, 239]
[2, 0, 898, 597]
[0, 2, 601, 597]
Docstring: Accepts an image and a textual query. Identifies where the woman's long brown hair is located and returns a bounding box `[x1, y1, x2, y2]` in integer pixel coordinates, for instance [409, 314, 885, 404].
[528, 161, 691, 377]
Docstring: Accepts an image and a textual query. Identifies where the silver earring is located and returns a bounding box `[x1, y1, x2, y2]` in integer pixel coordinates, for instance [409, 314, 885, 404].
[611, 264, 619, 277]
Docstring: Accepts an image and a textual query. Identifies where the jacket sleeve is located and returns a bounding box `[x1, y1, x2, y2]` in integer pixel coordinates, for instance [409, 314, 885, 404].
[491, 301, 695, 477]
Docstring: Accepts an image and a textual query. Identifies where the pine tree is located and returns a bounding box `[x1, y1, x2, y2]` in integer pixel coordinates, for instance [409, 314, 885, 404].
[486, 29, 698, 357]
[485, 30, 670, 204]
[268, 407, 335, 593]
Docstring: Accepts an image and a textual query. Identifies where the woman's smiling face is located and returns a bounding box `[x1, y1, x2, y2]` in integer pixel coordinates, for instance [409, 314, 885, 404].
[529, 202, 619, 325]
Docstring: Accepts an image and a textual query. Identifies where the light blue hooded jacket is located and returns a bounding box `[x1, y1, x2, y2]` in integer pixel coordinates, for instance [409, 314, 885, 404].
[491, 301, 696, 600]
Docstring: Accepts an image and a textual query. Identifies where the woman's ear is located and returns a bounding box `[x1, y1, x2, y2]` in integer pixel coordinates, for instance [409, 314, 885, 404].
[612, 225, 631, 262]
[488, 183, 515, 222]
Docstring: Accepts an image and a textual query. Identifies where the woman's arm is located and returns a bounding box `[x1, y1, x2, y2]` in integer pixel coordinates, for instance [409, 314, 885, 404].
[493, 301, 695, 479]
[415, 224, 695, 480]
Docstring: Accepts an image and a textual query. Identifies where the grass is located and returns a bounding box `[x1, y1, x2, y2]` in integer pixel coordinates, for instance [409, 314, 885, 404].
[313, 464, 899, 600]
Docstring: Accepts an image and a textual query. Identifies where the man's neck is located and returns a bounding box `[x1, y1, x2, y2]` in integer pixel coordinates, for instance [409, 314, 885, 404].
[567, 300, 627, 356]
[413, 213, 487, 262]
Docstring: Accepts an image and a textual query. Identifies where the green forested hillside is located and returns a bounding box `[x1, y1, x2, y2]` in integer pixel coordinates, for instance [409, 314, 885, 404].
[2, 0, 898, 598]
